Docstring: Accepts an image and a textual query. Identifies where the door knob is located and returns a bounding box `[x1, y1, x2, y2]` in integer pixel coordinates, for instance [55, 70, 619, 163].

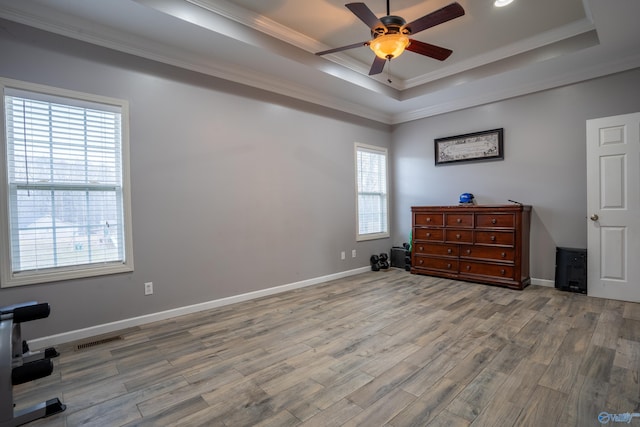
[590, 214, 599, 221]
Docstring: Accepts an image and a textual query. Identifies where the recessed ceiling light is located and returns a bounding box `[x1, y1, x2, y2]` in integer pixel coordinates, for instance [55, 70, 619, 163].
[494, 0, 514, 7]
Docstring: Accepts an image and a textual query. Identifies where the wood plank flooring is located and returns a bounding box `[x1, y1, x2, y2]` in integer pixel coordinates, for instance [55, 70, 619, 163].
[11, 270, 640, 426]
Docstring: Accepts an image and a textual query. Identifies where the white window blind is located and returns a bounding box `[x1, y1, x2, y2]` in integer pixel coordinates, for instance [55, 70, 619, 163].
[1, 80, 133, 287]
[355, 143, 389, 240]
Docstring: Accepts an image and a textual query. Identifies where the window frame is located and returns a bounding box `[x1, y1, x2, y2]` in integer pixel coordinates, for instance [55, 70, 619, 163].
[0, 77, 134, 287]
[354, 142, 390, 242]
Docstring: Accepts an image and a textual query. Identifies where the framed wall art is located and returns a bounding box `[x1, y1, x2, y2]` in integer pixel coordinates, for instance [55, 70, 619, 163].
[435, 128, 504, 165]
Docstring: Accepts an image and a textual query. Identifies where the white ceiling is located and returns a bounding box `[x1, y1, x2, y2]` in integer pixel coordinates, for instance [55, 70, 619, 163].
[1, 0, 639, 124]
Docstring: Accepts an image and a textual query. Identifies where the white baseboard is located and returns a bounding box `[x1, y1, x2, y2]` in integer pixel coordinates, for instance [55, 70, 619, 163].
[29, 266, 370, 349]
[30, 270, 556, 349]
[531, 277, 555, 288]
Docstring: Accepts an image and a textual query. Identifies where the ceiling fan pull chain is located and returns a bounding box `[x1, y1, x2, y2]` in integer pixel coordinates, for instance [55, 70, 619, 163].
[387, 58, 392, 83]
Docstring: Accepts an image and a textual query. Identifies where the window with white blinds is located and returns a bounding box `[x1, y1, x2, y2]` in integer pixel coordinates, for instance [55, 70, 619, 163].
[0, 79, 133, 287]
[355, 143, 389, 241]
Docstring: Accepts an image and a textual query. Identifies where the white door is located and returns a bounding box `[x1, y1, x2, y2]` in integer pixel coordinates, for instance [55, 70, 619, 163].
[586, 112, 640, 302]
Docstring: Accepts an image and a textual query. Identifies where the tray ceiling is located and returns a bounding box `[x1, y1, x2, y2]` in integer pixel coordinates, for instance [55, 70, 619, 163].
[1, 0, 639, 124]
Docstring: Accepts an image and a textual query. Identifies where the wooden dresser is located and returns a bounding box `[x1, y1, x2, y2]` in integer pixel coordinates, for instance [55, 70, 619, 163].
[411, 204, 531, 290]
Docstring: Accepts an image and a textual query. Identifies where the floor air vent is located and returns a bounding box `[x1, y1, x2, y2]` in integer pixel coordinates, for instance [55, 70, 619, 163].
[75, 335, 123, 350]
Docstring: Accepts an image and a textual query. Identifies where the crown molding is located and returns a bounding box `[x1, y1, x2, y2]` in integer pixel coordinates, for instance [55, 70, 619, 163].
[392, 49, 640, 124]
[186, 0, 599, 94]
[2, 0, 637, 126]
[402, 18, 597, 90]
[185, 0, 405, 86]
[0, 3, 392, 124]
[187, 0, 319, 50]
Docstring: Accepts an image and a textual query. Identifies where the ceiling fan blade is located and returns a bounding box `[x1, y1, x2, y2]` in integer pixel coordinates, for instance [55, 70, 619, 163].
[316, 41, 370, 56]
[368, 56, 386, 75]
[346, 3, 381, 28]
[404, 2, 465, 35]
[406, 39, 453, 61]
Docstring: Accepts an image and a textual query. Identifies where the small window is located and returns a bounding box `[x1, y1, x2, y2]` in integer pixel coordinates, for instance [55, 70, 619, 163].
[0, 78, 133, 287]
[355, 143, 389, 241]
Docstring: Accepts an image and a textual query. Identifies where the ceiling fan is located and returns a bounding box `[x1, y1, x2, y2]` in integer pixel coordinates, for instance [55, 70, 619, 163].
[316, 1, 465, 76]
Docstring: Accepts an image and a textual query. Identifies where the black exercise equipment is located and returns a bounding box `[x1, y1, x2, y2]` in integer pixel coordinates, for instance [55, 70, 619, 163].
[1, 302, 65, 427]
[370, 254, 381, 271]
[390, 246, 413, 269]
[370, 252, 391, 271]
[378, 253, 390, 269]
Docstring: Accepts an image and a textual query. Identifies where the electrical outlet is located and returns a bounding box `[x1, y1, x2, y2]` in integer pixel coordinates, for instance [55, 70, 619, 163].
[341, 251, 346, 260]
[352, 249, 357, 258]
[144, 282, 153, 295]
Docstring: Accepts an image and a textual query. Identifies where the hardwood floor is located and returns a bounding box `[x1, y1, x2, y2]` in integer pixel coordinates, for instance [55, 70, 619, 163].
[11, 269, 640, 426]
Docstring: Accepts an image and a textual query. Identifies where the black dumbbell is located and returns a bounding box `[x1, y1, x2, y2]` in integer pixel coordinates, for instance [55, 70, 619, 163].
[370, 254, 381, 272]
[379, 253, 389, 262]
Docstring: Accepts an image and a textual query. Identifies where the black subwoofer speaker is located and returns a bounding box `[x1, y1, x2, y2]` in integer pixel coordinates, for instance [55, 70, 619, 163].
[390, 247, 407, 269]
[555, 247, 587, 294]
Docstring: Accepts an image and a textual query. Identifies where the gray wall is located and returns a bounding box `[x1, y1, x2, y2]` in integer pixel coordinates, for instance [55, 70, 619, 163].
[391, 67, 640, 281]
[0, 21, 391, 339]
[2, 19, 640, 341]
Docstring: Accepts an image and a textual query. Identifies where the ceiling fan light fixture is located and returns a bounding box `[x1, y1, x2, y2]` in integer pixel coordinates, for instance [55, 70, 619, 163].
[494, 0, 514, 7]
[316, 2, 465, 75]
[369, 33, 410, 59]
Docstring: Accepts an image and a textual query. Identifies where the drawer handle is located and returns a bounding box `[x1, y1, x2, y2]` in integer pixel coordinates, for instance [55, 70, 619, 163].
[419, 259, 424, 265]
[491, 218, 497, 224]
[466, 249, 471, 255]
[447, 263, 452, 269]
[426, 233, 431, 237]
[456, 234, 461, 239]
[447, 248, 452, 254]
[501, 252, 506, 258]
[426, 217, 431, 222]
[466, 265, 471, 271]
[490, 235, 496, 241]
[456, 218, 462, 223]
[419, 246, 424, 251]
[500, 269, 506, 275]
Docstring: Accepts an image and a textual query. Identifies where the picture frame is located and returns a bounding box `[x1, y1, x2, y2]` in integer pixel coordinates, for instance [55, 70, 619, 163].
[435, 128, 504, 165]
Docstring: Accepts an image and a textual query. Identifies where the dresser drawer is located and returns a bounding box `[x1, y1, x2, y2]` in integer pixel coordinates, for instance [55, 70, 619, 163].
[476, 213, 515, 229]
[460, 246, 515, 262]
[445, 213, 473, 228]
[445, 229, 473, 244]
[415, 213, 444, 227]
[414, 256, 458, 272]
[414, 243, 458, 257]
[414, 228, 444, 242]
[474, 230, 514, 246]
[460, 261, 514, 279]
